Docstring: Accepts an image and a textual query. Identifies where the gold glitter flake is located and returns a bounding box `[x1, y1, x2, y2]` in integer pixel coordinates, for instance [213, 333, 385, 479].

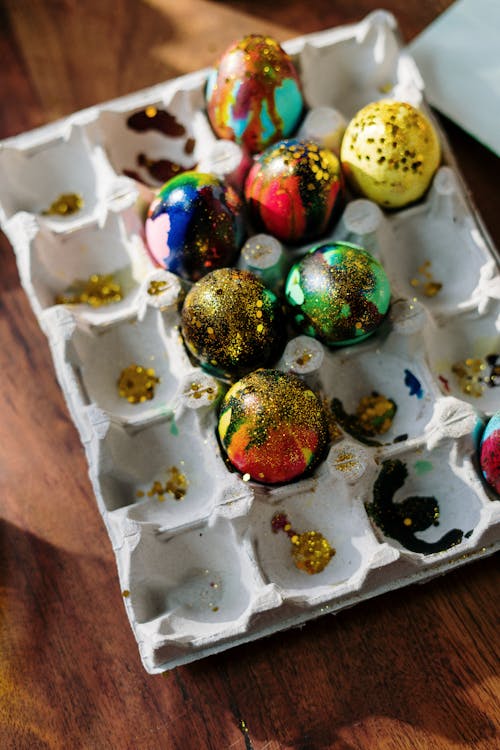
[271, 513, 335, 575]
[146, 467, 188, 501]
[410, 260, 443, 298]
[42, 192, 83, 216]
[423, 282, 442, 297]
[118, 364, 160, 403]
[147, 279, 170, 296]
[379, 82, 393, 94]
[122, 590, 130, 597]
[452, 357, 487, 397]
[328, 418, 344, 442]
[55, 274, 123, 307]
[333, 451, 359, 472]
[356, 393, 396, 435]
[296, 350, 313, 367]
[246, 243, 266, 261]
[189, 381, 217, 401]
[292, 531, 336, 575]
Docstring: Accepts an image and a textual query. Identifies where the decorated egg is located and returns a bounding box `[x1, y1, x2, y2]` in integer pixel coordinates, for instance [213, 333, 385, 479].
[285, 241, 391, 345]
[145, 172, 244, 281]
[181, 268, 285, 380]
[206, 34, 303, 154]
[218, 369, 330, 484]
[479, 411, 500, 494]
[340, 100, 441, 208]
[244, 139, 344, 244]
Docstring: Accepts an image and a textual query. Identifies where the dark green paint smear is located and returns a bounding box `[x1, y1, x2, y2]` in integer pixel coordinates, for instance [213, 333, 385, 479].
[366, 459, 464, 554]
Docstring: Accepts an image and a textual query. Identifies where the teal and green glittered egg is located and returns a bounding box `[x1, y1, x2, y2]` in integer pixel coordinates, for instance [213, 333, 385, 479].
[181, 268, 285, 380]
[244, 139, 344, 244]
[206, 35, 303, 154]
[218, 369, 330, 484]
[285, 242, 391, 345]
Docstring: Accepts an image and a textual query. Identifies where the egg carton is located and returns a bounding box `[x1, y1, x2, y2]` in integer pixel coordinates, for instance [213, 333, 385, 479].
[2, 10, 499, 673]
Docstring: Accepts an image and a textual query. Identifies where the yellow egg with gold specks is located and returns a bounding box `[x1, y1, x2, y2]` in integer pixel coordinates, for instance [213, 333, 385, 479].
[340, 100, 441, 209]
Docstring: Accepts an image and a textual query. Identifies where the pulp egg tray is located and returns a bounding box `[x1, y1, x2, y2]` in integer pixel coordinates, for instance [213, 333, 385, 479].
[2, 10, 499, 673]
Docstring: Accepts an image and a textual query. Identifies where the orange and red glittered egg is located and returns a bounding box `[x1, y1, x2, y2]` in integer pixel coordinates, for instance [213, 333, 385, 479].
[181, 268, 285, 380]
[206, 35, 304, 154]
[244, 139, 344, 244]
[145, 172, 244, 282]
[218, 369, 330, 484]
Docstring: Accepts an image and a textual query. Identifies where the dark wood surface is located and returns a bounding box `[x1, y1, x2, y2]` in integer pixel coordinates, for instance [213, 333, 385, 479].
[1, 2, 499, 748]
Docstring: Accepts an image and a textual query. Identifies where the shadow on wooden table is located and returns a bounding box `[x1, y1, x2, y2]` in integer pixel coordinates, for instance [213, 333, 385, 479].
[0, 518, 182, 749]
[1, 516, 497, 749]
[184, 560, 499, 749]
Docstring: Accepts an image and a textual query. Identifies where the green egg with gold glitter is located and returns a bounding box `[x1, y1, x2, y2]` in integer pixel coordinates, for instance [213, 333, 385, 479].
[285, 241, 391, 346]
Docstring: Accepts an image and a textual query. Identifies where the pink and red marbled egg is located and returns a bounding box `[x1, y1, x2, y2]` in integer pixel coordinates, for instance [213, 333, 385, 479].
[244, 139, 344, 244]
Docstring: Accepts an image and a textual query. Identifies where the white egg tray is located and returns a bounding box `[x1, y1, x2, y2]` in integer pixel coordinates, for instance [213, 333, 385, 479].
[2, 10, 499, 673]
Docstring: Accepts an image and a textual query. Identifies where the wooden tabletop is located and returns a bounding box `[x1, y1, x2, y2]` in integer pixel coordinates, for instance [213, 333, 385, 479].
[1, 1, 499, 748]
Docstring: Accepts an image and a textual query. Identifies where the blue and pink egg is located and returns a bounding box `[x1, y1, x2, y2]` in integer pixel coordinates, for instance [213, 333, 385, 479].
[479, 411, 500, 494]
[206, 35, 303, 155]
[145, 171, 244, 282]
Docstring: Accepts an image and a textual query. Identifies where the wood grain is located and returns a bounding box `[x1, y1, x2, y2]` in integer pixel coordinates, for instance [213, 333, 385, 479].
[1, 1, 499, 749]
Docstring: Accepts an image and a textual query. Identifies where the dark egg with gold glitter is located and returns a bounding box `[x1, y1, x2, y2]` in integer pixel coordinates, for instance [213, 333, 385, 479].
[145, 172, 244, 282]
[180, 269, 285, 380]
[218, 369, 330, 484]
[285, 241, 391, 346]
[244, 139, 344, 244]
[206, 34, 303, 154]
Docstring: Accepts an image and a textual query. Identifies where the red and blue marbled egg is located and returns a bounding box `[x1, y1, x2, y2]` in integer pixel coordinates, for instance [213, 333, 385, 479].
[244, 139, 344, 244]
[479, 411, 500, 494]
[145, 171, 244, 282]
[206, 35, 304, 155]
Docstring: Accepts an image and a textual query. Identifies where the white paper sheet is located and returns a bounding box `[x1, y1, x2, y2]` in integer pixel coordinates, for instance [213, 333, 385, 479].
[409, 0, 500, 156]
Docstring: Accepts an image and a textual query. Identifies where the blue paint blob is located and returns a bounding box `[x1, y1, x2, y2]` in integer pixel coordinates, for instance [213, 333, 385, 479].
[404, 369, 423, 399]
